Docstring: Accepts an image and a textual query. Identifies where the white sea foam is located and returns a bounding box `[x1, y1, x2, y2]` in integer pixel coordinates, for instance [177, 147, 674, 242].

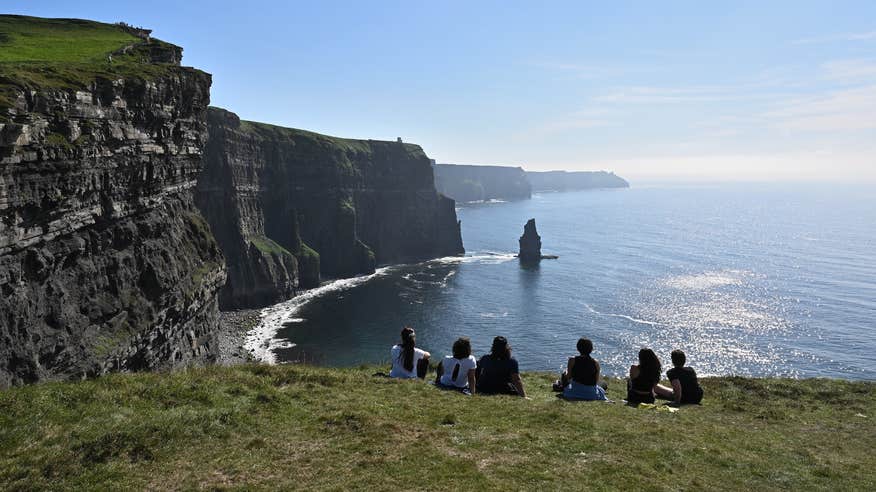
[244, 267, 392, 363]
[429, 252, 517, 265]
[584, 303, 663, 327]
[479, 311, 509, 318]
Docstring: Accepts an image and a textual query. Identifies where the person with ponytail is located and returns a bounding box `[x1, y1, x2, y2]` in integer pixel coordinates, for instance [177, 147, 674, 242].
[389, 327, 430, 379]
[434, 337, 477, 394]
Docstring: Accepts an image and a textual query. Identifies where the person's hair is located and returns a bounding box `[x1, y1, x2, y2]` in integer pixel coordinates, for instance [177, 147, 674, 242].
[577, 338, 593, 355]
[398, 327, 416, 372]
[490, 336, 511, 360]
[671, 349, 686, 368]
[638, 348, 661, 383]
[450, 337, 471, 381]
[452, 337, 471, 359]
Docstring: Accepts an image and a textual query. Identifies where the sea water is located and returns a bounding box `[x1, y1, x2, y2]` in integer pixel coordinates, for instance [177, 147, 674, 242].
[248, 183, 876, 379]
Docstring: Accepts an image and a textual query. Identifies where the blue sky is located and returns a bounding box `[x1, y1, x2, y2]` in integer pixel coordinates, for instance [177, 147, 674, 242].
[5, 1, 876, 181]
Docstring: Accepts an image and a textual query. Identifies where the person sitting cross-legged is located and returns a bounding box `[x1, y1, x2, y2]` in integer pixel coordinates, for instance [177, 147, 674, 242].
[435, 337, 478, 395]
[476, 336, 527, 397]
[627, 348, 674, 404]
[556, 338, 607, 401]
[388, 326, 430, 379]
[665, 349, 704, 405]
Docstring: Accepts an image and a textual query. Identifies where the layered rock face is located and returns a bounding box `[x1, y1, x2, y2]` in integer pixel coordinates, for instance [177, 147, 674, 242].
[527, 170, 629, 191]
[433, 163, 531, 203]
[198, 108, 464, 309]
[0, 49, 224, 385]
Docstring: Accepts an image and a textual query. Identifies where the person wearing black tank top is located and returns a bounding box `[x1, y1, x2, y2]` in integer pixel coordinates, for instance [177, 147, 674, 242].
[555, 338, 608, 400]
[627, 348, 674, 404]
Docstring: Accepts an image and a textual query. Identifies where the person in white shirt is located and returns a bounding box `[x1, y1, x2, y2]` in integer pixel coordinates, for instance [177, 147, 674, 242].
[389, 327, 430, 379]
[434, 337, 477, 394]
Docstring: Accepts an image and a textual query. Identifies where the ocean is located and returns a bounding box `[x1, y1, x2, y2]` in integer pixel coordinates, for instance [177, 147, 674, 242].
[246, 183, 876, 379]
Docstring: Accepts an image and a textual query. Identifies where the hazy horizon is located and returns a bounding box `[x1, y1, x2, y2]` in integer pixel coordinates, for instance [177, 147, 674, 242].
[5, 1, 875, 182]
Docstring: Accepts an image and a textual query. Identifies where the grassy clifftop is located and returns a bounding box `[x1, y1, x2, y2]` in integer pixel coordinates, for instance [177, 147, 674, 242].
[238, 118, 427, 158]
[0, 15, 182, 109]
[1, 364, 873, 490]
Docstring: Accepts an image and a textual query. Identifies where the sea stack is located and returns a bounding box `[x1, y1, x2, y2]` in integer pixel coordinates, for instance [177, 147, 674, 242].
[518, 219, 543, 261]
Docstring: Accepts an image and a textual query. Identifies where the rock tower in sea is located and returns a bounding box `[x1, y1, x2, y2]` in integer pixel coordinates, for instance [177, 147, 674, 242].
[518, 219, 542, 261]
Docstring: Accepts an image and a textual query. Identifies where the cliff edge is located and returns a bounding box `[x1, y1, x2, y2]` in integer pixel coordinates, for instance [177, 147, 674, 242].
[0, 16, 225, 386]
[197, 107, 464, 309]
[433, 163, 531, 203]
[527, 170, 629, 191]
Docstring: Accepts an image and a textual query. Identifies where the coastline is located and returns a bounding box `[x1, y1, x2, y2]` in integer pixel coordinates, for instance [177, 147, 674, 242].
[212, 309, 261, 366]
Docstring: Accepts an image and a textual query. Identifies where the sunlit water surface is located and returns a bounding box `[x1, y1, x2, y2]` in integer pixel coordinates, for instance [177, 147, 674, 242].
[248, 183, 876, 379]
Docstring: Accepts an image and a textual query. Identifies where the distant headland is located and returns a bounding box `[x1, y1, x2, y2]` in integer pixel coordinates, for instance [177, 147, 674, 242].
[432, 162, 629, 203]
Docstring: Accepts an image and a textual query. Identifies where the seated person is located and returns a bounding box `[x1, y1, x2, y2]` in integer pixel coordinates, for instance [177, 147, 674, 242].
[389, 326, 430, 379]
[627, 348, 674, 404]
[666, 349, 704, 404]
[558, 338, 607, 401]
[476, 336, 526, 397]
[435, 337, 477, 394]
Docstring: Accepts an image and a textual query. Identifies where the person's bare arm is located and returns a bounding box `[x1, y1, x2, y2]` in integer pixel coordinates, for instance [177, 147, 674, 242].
[561, 357, 575, 387]
[629, 365, 639, 379]
[511, 373, 527, 398]
[671, 379, 682, 403]
[435, 361, 443, 384]
[595, 360, 602, 384]
[467, 369, 477, 395]
[654, 383, 674, 398]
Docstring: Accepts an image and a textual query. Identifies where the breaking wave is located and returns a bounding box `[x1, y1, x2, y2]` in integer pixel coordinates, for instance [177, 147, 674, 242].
[245, 267, 393, 363]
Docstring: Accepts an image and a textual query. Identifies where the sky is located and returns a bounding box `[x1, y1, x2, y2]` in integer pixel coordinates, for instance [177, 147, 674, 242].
[5, 1, 876, 182]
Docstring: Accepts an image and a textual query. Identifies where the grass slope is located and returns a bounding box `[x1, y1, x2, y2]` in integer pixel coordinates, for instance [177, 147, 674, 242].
[0, 15, 178, 109]
[0, 365, 873, 490]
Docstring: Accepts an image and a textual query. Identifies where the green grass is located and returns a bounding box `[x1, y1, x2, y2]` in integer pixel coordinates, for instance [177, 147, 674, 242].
[249, 235, 294, 257]
[237, 117, 427, 158]
[0, 15, 181, 110]
[0, 16, 136, 63]
[239, 119, 376, 154]
[0, 365, 873, 490]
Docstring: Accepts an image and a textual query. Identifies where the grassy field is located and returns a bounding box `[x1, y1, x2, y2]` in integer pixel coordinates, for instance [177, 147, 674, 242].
[0, 15, 178, 109]
[0, 365, 873, 490]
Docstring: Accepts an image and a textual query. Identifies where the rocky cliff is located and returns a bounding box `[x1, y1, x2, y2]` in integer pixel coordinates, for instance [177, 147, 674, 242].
[0, 17, 225, 386]
[433, 163, 531, 203]
[197, 108, 464, 309]
[527, 170, 629, 191]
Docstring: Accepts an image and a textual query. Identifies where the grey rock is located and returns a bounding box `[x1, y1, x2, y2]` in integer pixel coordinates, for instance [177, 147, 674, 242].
[0, 57, 224, 387]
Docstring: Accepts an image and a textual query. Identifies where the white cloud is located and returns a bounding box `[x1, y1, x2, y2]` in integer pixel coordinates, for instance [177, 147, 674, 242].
[821, 59, 876, 82]
[529, 61, 650, 79]
[792, 31, 876, 45]
[763, 84, 876, 132]
[593, 81, 793, 105]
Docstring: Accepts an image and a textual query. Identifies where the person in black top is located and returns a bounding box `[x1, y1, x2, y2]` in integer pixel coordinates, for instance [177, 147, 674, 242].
[666, 349, 703, 404]
[476, 336, 527, 398]
[627, 348, 674, 404]
[555, 338, 608, 400]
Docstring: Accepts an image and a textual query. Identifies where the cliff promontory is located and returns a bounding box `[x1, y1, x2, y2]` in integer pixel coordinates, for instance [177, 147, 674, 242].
[197, 108, 464, 309]
[433, 163, 531, 203]
[0, 16, 225, 386]
[527, 170, 629, 191]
